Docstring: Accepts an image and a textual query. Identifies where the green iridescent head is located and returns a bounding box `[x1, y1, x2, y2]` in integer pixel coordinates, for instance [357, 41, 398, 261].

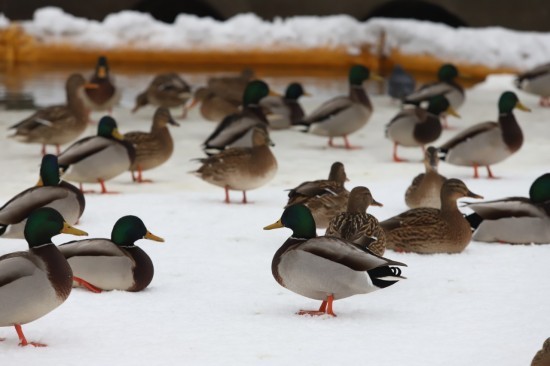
[97, 116, 123, 140]
[39, 154, 61, 186]
[437, 64, 459, 81]
[426, 95, 451, 115]
[529, 173, 550, 204]
[285, 83, 306, 100]
[348, 65, 371, 86]
[498, 91, 531, 114]
[264, 204, 317, 239]
[243, 80, 270, 106]
[24, 207, 87, 247]
[111, 215, 164, 247]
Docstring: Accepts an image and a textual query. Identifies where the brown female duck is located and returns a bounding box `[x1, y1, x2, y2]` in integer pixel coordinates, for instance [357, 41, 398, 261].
[132, 73, 192, 114]
[405, 146, 447, 209]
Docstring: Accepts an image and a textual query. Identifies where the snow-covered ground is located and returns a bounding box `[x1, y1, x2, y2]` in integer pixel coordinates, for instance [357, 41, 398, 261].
[3, 7, 550, 70]
[0, 72, 549, 365]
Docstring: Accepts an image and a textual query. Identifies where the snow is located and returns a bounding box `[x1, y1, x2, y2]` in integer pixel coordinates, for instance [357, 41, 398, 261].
[4, 7, 550, 70]
[0, 72, 549, 365]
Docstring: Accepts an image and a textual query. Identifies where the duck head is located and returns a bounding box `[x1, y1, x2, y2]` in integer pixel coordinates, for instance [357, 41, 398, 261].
[285, 83, 309, 100]
[437, 64, 459, 82]
[441, 178, 483, 201]
[95, 56, 110, 79]
[97, 116, 123, 140]
[427, 95, 460, 117]
[424, 146, 440, 172]
[498, 91, 531, 114]
[328, 162, 348, 184]
[529, 173, 550, 204]
[111, 216, 164, 248]
[24, 207, 87, 247]
[264, 204, 317, 239]
[37, 154, 61, 187]
[347, 186, 382, 214]
[348, 65, 380, 86]
[243, 80, 274, 106]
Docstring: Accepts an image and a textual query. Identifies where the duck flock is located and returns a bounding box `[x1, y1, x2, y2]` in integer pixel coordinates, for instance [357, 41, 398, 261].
[0, 55, 549, 363]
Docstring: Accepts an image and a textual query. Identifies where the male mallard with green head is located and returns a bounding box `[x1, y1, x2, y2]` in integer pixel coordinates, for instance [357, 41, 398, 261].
[439, 91, 530, 178]
[296, 65, 377, 149]
[0, 207, 87, 346]
[57, 116, 135, 194]
[59, 215, 163, 293]
[0, 154, 85, 238]
[81, 56, 121, 114]
[260, 82, 309, 130]
[464, 173, 550, 244]
[515, 62, 550, 107]
[264, 204, 406, 317]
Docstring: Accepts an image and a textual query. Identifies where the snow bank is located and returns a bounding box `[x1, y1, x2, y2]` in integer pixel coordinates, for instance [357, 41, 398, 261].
[5, 6, 550, 69]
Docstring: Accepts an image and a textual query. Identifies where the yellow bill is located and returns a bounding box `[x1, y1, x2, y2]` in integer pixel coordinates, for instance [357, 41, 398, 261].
[62, 222, 88, 236]
[263, 219, 284, 230]
[145, 231, 165, 242]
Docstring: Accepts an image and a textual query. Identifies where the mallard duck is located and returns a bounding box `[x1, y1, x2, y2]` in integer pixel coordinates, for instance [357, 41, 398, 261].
[132, 73, 192, 114]
[464, 173, 550, 244]
[57, 116, 135, 194]
[0, 154, 85, 239]
[439, 91, 530, 179]
[264, 204, 406, 317]
[285, 162, 349, 228]
[206, 67, 255, 104]
[515, 62, 550, 107]
[404, 63, 465, 112]
[186, 86, 240, 122]
[388, 65, 416, 101]
[192, 127, 277, 203]
[532, 338, 550, 366]
[202, 80, 273, 155]
[380, 179, 483, 254]
[405, 146, 447, 209]
[296, 65, 378, 149]
[325, 186, 386, 256]
[260, 82, 308, 130]
[9, 73, 94, 155]
[124, 107, 179, 183]
[81, 56, 121, 113]
[58, 215, 164, 293]
[386, 95, 459, 162]
[0, 207, 87, 347]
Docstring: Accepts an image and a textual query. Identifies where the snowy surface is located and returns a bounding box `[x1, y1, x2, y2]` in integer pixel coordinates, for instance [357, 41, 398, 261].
[0, 73, 549, 365]
[4, 7, 550, 70]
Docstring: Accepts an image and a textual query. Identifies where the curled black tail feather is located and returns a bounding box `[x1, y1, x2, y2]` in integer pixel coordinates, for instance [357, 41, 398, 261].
[368, 266, 405, 289]
[465, 212, 483, 230]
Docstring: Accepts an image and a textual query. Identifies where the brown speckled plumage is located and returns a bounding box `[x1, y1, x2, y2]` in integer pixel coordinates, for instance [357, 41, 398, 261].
[132, 73, 192, 113]
[381, 179, 483, 254]
[405, 146, 447, 208]
[325, 186, 386, 256]
[532, 338, 550, 366]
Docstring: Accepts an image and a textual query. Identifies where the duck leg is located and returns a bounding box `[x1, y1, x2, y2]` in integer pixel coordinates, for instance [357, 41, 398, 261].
[473, 164, 479, 179]
[297, 295, 336, 317]
[242, 191, 248, 204]
[55, 144, 61, 155]
[41, 144, 47, 156]
[325, 295, 336, 317]
[79, 183, 96, 194]
[392, 143, 407, 162]
[224, 186, 231, 204]
[328, 137, 335, 147]
[14, 324, 46, 347]
[135, 165, 153, 183]
[73, 276, 103, 293]
[98, 179, 118, 194]
[486, 166, 497, 179]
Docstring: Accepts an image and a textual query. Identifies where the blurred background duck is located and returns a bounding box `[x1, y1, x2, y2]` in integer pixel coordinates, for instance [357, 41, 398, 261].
[206, 67, 255, 104]
[0, 207, 87, 347]
[9, 74, 95, 155]
[81, 56, 121, 115]
[515, 62, 550, 107]
[193, 127, 277, 204]
[531, 338, 550, 366]
[285, 162, 349, 228]
[57, 116, 135, 194]
[202, 80, 273, 155]
[59, 215, 164, 293]
[132, 72, 192, 115]
[295, 65, 378, 149]
[385, 95, 458, 162]
[0, 154, 85, 239]
[464, 173, 550, 244]
[325, 186, 386, 256]
[186, 86, 240, 122]
[260, 82, 309, 130]
[405, 146, 447, 209]
[381, 179, 483, 254]
[439, 91, 530, 179]
[387, 64, 416, 102]
[264, 204, 406, 317]
[124, 107, 179, 183]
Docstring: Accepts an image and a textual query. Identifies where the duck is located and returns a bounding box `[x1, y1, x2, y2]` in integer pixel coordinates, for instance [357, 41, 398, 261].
[206, 67, 255, 105]
[81, 56, 121, 114]
[260, 82, 308, 130]
[264, 204, 406, 317]
[285, 162, 349, 228]
[386, 95, 459, 162]
[132, 72, 192, 114]
[202, 80, 273, 155]
[295, 65, 378, 149]
[532, 338, 550, 366]
[515, 62, 550, 107]
[404, 63, 465, 119]
[186, 86, 240, 122]
[380, 179, 483, 254]
[8, 73, 94, 155]
[439, 91, 530, 179]
[57, 116, 135, 194]
[0, 154, 85, 239]
[387, 64, 416, 102]
[325, 186, 386, 256]
[0, 207, 87, 347]
[192, 127, 277, 204]
[58, 215, 164, 293]
[124, 107, 179, 183]
[405, 146, 447, 209]
[464, 173, 550, 244]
